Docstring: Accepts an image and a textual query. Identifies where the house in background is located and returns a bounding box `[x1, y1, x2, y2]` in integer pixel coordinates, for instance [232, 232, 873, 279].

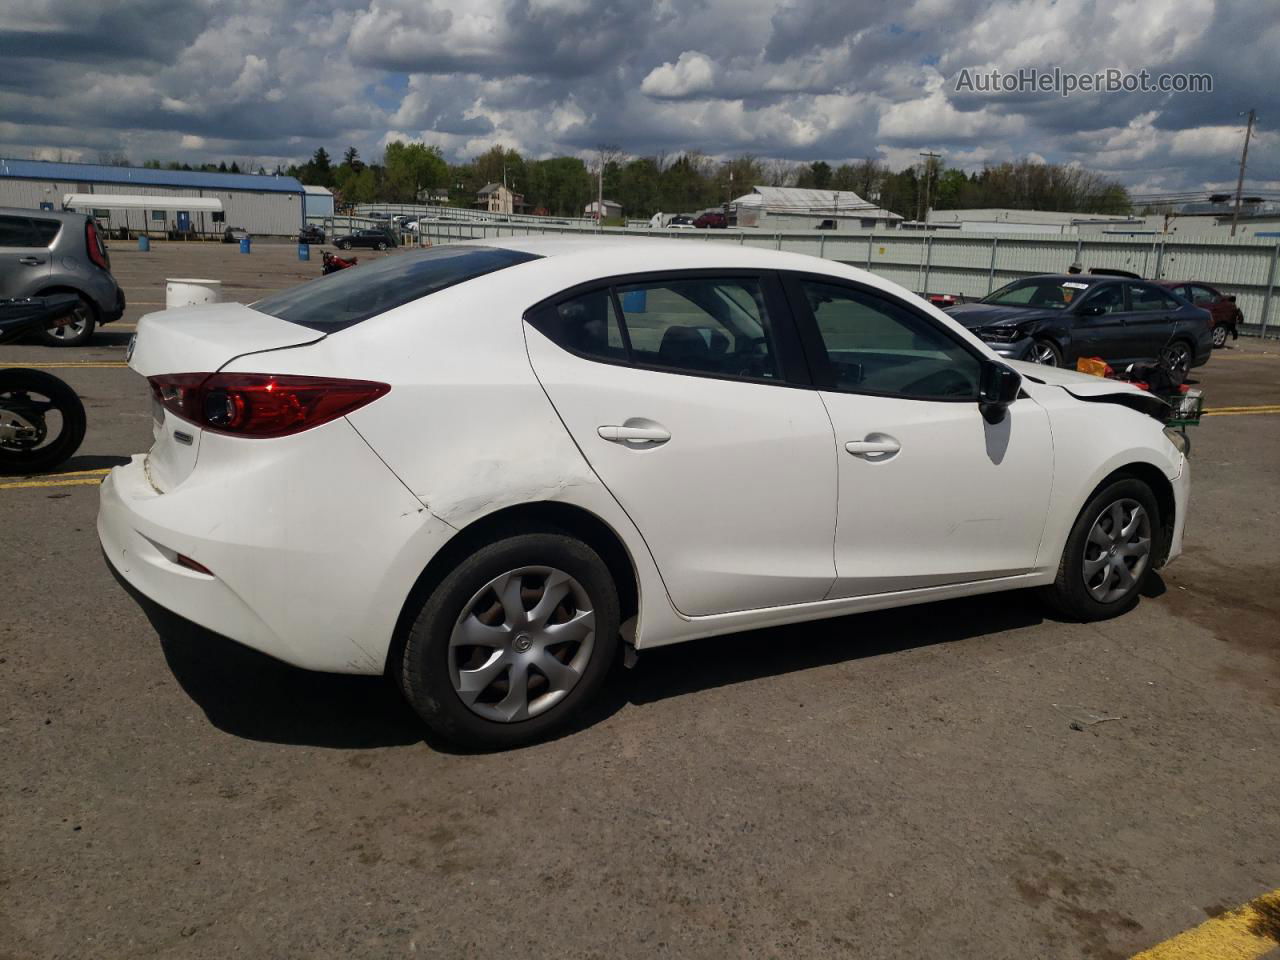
[585, 199, 622, 221]
[476, 182, 525, 214]
[732, 186, 902, 230]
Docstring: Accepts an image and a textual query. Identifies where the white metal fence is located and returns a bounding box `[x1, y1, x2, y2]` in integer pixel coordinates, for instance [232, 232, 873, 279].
[415, 221, 1280, 337]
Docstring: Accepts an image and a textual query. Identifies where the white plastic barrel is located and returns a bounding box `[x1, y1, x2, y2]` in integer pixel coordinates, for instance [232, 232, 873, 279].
[165, 278, 222, 309]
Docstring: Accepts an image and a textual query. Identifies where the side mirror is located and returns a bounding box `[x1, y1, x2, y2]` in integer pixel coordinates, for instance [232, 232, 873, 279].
[1078, 304, 1106, 317]
[978, 361, 1021, 424]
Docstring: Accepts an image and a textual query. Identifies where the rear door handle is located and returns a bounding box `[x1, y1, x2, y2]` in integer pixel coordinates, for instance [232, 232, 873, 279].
[845, 434, 901, 460]
[19, 256, 45, 265]
[598, 424, 671, 444]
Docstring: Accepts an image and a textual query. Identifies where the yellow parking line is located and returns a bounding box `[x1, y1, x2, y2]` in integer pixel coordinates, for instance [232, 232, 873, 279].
[14, 467, 112, 480]
[1131, 888, 1280, 959]
[0, 476, 104, 490]
[1204, 404, 1280, 416]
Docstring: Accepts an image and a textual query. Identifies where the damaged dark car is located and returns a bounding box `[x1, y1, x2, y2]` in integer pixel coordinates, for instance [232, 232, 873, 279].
[943, 275, 1213, 375]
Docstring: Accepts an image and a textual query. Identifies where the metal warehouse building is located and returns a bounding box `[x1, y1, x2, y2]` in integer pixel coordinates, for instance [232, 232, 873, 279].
[0, 158, 305, 238]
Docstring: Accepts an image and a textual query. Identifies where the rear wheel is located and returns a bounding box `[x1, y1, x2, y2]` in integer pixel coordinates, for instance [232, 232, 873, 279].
[399, 532, 620, 749]
[1042, 478, 1159, 621]
[36, 295, 96, 347]
[375, 241, 387, 251]
[1160, 339, 1193, 385]
[1030, 338, 1062, 366]
[1212, 325, 1228, 348]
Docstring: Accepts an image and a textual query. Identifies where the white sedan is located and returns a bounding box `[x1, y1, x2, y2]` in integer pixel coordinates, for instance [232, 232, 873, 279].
[99, 237, 1189, 748]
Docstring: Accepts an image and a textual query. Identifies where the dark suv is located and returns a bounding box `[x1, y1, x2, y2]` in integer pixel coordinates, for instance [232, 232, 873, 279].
[0, 207, 125, 346]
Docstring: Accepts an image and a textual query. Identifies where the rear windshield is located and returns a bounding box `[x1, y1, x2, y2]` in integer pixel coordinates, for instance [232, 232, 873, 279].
[253, 245, 541, 332]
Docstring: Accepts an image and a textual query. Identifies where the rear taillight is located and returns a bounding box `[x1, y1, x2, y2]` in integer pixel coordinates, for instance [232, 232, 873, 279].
[85, 219, 109, 270]
[148, 373, 389, 438]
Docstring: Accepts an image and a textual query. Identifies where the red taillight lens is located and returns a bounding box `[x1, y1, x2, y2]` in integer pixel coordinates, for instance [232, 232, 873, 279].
[85, 219, 109, 270]
[148, 373, 389, 438]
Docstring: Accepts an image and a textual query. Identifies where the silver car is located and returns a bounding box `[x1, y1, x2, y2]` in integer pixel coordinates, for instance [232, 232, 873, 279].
[0, 207, 125, 346]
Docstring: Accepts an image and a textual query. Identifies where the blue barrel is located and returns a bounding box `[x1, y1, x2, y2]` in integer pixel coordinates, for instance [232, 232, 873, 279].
[297, 242, 310, 261]
[239, 236, 251, 254]
[620, 289, 647, 313]
[137, 235, 150, 252]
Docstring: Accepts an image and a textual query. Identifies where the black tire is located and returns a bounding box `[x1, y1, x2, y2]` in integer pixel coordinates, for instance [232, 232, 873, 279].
[1031, 338, 1063, 367]
[375, 241, 387, 251]
[1211, 325, 1228, 348]
[399, 531, 620, 749]
[0, 368, 87, 474]
[36, 295, 96, 347]
[339, 240, 351, 250]
[1041, 477, 1160, 622]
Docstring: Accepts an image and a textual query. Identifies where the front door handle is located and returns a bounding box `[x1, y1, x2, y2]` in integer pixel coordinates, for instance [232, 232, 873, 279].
[19, 256, 45, 265]
[598, 423, 671, 445]
[845, 434, 901, 460]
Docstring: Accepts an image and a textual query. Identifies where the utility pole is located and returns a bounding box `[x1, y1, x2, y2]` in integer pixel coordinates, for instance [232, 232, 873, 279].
[1230, 109, 1256, 237]
[919, 151, 942, 225]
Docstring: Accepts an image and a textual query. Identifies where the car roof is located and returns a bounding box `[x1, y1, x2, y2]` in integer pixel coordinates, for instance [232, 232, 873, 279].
[0, 206, 87, 222]
[449, 234, 890, 284]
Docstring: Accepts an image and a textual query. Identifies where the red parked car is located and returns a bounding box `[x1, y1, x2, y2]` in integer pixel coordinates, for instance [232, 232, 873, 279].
[693, 211, 728, 228]
[1157, 281, 1242, 348]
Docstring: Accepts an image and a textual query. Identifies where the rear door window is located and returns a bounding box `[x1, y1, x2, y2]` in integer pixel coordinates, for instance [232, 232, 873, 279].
[0, 215, 33, 247]
[1127, 283, 1180, 312]
[253, 245, 541, 331]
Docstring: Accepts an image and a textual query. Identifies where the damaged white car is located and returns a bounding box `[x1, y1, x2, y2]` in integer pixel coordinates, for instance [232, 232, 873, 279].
[99, 238, 1189, 748]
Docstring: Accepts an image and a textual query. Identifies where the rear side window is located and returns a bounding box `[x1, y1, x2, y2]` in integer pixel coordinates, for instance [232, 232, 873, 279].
[29, 218, 61, 245]
[253, 246, 541, 332]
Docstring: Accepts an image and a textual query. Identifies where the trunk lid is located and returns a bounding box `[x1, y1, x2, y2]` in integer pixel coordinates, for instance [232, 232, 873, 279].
[129, 302, 325, 491]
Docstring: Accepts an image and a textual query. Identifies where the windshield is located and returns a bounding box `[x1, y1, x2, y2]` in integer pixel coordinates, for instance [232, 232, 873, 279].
[253, 245, 540, 332]
[981, 278, 1093, 310]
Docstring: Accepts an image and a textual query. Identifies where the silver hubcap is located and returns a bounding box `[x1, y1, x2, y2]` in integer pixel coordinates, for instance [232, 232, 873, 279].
[48, 306, 88, 340]
[1032, 342, 1058, 366]
[449, 566, 595, 723]
[1212, 327, 1227, 346]
[1083, 499, 1151, 603]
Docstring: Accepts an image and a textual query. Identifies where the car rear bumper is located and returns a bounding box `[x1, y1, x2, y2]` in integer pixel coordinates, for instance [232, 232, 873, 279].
[97, 419, 455, 674]
[101, 286, 125, 324]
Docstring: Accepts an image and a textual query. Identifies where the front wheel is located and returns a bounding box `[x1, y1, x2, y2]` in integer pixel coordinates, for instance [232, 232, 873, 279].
[399, 532, 620, 749]
[339, 240, 351, 250]
[1212, 325, 1228, 348]
[1030, 338, 1062, 366]
[375, 241, 387, 251]
[0, 368, 87, 474]
[1042, 478, 1159, 621]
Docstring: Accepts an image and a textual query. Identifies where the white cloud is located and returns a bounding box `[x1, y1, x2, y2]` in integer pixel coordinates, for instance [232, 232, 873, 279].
[641, 51, 717, 98]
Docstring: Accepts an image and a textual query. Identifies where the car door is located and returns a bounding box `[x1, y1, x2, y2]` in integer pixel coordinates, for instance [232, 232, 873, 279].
[0, 214, 52, 298]
[1123, 282, 1180, 362]
[784, 275, 1053, 598]
[1067, 281, 1129, 362]
[524, 272, 838, 616]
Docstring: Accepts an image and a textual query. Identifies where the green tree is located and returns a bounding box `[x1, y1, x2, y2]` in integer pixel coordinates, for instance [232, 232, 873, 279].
[383, 141, 448, 202]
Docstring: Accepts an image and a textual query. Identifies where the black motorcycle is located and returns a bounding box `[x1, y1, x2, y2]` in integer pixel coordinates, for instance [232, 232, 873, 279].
[0, 295, 88, 474]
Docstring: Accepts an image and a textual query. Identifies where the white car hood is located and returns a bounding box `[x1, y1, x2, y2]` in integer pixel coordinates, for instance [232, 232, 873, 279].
[1008, 359, 1168, 417]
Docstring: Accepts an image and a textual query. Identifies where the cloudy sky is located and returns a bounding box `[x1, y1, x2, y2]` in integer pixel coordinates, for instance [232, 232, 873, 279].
[0, 0, 1274, 195]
